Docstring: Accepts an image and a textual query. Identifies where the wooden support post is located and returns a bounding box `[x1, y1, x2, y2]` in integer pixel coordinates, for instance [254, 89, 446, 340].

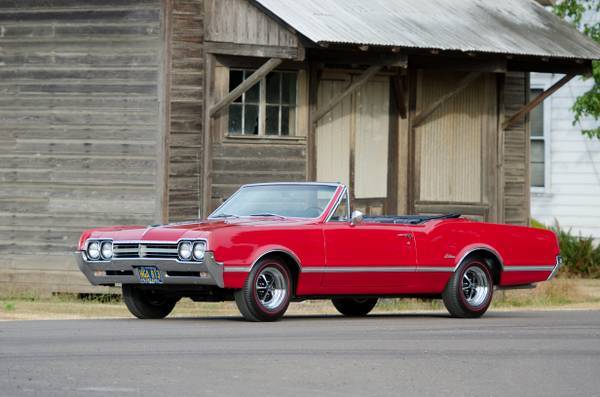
[412, 72, 482, 128]
[209, 58, 282, 118]
[202, 54, 216, 218]
[307, 64, 319, 181]
[502, 74, 574, 130]
[158, 0, 172, 223]
[392, 74, 408, 119]
[314, 65, 383, 123]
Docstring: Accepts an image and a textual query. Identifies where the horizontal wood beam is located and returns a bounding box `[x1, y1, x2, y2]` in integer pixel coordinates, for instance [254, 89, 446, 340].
[411, 57, 507, 73]
[412, 72, 482, 128]
[209, 58, 283, 118]
[507, 59, 591, 76]
[205, 41, 304, 60]
[502, 74, 575, 130]
[311, 51, 408, 67]
[314, 64, 383, 123]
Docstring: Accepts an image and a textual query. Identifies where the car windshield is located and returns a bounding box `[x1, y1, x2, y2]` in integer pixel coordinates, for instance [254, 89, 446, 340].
[209, 184, 338, 219]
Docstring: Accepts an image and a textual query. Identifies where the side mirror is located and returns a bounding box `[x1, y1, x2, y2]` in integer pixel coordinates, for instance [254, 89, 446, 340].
[350, 210, 364, 226]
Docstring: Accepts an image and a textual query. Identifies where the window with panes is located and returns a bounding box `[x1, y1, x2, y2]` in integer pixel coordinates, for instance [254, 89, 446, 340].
[228, 69, 297, 136]
[530, 88, 546, 188]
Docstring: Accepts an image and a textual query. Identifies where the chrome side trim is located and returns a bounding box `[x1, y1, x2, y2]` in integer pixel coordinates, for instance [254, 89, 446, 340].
[224, 266, 252, 273]
[503, 265, 555, 272]
[547, 256, 563, 280]
[416, 266, 455, 273]
[302, 266, 417, 273]
[299, 266, 456, 274]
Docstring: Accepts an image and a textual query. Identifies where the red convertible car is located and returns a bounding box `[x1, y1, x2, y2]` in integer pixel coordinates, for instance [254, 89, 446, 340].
[77, 182, 561, 321]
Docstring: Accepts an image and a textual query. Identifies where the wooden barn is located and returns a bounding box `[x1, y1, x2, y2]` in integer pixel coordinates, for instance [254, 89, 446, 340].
[1, 0, 599, 293]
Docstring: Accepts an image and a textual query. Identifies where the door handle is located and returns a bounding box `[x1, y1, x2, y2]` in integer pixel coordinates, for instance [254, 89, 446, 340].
[397, 233, 413, 239]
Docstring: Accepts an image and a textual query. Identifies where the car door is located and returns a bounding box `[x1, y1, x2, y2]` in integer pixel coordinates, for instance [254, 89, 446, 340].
[321, 194, 417, 293]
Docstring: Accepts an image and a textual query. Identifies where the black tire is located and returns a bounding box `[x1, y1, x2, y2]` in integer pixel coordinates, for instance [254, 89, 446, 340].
[442, 257, 494, 318]
[332, 297, 378, 317]
[122, 285, 177, 319]
[234, 258, 292, 322]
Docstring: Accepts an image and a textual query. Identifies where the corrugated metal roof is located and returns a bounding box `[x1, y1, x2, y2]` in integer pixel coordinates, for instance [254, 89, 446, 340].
[255, 0, 600, 60]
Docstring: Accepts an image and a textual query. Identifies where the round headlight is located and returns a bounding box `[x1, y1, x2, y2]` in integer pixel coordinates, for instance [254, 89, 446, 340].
[101, 241, 113, 260]
[178, 241, 193, 260]
[193, 241, 206, 261]
[87, 241, 101, 260]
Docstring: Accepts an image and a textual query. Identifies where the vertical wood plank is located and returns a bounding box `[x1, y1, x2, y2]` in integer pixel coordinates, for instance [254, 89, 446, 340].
[158, 0, 173, 223]
[203, 53, 215, 217]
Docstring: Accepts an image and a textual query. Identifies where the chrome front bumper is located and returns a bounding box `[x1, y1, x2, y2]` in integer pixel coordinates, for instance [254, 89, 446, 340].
[547, 255, 563, 281]
[75, 251, 224, 288]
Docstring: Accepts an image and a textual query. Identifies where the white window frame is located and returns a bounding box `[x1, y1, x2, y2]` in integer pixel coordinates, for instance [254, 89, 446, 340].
[530, 80, 552, 195]
[227, 68, 298, 137]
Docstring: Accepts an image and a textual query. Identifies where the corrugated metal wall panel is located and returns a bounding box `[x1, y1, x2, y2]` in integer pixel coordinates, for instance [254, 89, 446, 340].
[417, 71, 483, 203]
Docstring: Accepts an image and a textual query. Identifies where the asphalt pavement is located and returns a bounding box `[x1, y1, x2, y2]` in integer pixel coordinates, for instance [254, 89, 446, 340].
[1, 310, 599, 397]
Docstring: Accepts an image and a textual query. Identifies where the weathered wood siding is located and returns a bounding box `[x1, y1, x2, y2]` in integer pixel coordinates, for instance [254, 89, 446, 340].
[206, 59, 308, 212]
[167, 0, 205, 221]
[503, 72, 530, 225]
[210, 142, 307, 210]
[204, 0, 297, 48]
[0, 0, 163, 292]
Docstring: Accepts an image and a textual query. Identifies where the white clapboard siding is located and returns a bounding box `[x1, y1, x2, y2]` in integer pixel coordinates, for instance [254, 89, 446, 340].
[531, 72, 600, 243]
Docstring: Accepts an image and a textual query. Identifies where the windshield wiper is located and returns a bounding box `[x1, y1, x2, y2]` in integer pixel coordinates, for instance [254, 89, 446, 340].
[211, 213, 239, 219]
[249, 213, 286, 218]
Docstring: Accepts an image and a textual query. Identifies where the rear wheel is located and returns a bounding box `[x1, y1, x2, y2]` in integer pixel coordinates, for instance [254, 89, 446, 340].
[122, 285, 177, 319]
[234, 258, 291, 322]
[332, 297, 378, 317]
[442, 257, 493, 318]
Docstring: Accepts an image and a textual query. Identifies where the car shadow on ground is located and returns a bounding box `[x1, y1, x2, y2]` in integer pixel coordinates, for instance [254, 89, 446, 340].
[160, 310, 525, 323]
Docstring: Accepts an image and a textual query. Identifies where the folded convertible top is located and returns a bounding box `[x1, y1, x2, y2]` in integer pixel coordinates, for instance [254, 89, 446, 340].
[363, 213, 461, 225]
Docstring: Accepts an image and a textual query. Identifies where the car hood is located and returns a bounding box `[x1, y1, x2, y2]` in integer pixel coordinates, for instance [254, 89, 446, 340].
[83, 217, 316, 245]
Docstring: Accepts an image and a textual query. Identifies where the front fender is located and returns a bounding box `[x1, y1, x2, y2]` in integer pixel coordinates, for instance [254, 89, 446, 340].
[221, 245, 303, 289]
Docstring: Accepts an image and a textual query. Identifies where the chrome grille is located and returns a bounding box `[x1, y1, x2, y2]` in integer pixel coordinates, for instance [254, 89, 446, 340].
[113, 242, 179, 260]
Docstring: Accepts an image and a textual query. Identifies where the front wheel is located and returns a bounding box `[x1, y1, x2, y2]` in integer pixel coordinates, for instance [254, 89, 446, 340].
[442, 257, 493, 318]
[234, 258, 292, 322]
[122, 285, 177, 319]
[332, 297, 378, 317]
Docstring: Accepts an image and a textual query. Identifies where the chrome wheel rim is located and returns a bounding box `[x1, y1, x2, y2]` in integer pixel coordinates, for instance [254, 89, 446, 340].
[255, 267, 287, 310]
[461, 266, 489, 307]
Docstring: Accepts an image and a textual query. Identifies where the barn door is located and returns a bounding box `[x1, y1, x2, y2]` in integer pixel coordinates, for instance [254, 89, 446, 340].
[413, 70, 498, 222]
[316, 72, 391, 215]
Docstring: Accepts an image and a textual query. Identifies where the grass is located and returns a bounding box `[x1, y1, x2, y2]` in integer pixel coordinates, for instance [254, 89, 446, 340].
[1, 279, 599, 321]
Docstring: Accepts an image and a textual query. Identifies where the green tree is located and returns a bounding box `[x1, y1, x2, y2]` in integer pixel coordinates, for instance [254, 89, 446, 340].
[553, 0, 600, 138]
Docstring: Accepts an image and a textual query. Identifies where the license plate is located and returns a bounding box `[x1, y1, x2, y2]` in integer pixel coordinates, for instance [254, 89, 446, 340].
[135, 267, 163, 284]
